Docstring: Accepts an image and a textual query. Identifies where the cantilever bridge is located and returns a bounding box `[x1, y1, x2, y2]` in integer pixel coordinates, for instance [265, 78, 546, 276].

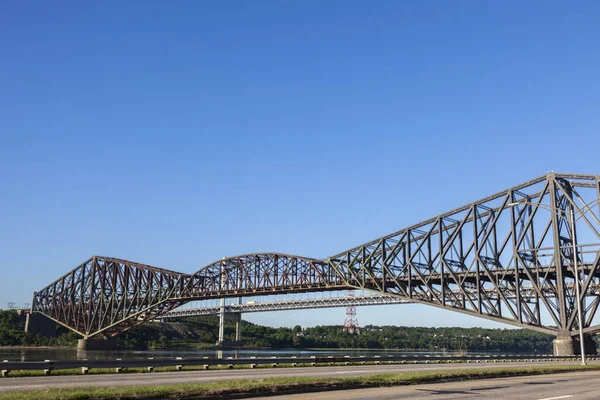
[31, 172, 600, 351]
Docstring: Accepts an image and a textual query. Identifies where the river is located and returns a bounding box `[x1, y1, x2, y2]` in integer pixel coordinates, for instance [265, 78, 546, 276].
[0, 347, 469, 362]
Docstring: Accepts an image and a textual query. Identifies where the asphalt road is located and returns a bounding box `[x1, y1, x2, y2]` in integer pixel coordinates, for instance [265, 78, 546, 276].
[253, 370, 600, 400]
[0, 360, 593, 392]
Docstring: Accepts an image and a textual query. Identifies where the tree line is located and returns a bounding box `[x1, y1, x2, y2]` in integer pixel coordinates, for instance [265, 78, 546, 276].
[0, 310, 559, 353]
[0, 310, 79, 347]
[118, 315, 557, 353]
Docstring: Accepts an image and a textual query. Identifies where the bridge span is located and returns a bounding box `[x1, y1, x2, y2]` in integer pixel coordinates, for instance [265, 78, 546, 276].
[28, 173, 600, 355]
[162, 282, 600, 318]
[161, 294, 411, 318]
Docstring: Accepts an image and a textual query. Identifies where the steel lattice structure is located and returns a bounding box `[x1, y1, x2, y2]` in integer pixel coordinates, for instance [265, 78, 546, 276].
[342, 293, 360, 334]
[33, 254, 345, 338]
[160, 295, 412, 318]
[162, 282, 600, 319]
[32, 173, 600, 339]
[31, 257, 190, 338]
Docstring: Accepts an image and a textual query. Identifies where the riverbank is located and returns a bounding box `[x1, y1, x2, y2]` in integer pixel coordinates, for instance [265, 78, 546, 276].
[2, 311, 555, 353]
[1, 364, 599, 400]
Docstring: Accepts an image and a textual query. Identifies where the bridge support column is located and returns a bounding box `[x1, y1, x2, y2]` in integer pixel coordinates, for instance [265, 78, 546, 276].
[553, 332, 597, 356]
[218, 298, 226, 343]
[215, 297, 243, 348]
[235, 313, 241, 342]
[77, 338, 118, 350]
[553, 336, 575, 356]
[234, 296, 242, 342]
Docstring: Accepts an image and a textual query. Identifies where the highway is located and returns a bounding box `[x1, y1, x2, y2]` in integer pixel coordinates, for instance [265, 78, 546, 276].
[0, 360, 595, 393]
[254, 370, 600, 400]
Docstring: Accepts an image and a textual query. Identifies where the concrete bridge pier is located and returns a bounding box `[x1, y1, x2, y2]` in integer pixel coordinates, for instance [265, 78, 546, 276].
[553, 332, 597, 356]
[77, 338, 118, 350]
[216, 297, 243, 348]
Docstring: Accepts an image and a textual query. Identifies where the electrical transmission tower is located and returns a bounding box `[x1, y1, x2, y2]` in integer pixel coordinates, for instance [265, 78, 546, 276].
[343, 292, 360, 334]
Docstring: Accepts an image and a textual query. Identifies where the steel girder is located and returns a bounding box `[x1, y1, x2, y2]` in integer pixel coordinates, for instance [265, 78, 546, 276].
[31, 172, 600, 338]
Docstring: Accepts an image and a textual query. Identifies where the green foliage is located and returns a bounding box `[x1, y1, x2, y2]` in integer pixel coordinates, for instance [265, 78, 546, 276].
[0, 310, 79, 347]
[122, 317, 554, 353]
[0, 310, 555, 353]
[0, 310, 27, 346]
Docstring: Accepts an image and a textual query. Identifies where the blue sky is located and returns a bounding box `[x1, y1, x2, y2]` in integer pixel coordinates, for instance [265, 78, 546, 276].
[1, 1, 599, 329]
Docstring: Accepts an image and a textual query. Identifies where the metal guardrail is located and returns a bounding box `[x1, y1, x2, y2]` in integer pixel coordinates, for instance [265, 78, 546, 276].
[1, 354, 595, 376]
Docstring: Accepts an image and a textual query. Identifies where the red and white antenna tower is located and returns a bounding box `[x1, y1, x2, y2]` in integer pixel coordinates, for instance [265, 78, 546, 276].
[343, 292, 360, 334]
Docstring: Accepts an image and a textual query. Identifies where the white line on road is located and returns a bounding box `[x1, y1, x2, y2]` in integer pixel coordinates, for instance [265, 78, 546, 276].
[538, 396, 573, 400]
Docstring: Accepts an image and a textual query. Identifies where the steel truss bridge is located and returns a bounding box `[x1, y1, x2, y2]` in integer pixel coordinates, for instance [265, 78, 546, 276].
[31, 173, 600, 341]
[162, 282, 600, 319]
[161, 295, 412, 318]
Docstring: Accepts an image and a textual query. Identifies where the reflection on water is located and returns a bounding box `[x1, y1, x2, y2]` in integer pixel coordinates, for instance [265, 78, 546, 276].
[0, 347, 461, 362]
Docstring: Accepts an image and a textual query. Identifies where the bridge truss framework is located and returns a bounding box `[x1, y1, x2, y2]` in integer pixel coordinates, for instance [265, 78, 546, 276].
[161, 295, 411, 318]
[31, 173, 600, 344]
[161, 282, 600, 319]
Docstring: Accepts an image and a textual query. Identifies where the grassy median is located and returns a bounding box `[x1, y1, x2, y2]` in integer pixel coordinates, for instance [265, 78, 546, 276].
[2, 364, 600, 400]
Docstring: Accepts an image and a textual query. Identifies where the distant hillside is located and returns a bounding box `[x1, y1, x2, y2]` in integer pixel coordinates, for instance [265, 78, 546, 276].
[118, 315, 555, 353]
[0, 310, 555, 353]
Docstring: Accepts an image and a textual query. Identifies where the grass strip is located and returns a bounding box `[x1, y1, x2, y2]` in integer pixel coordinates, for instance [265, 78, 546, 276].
[1, 364, 600, 400]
